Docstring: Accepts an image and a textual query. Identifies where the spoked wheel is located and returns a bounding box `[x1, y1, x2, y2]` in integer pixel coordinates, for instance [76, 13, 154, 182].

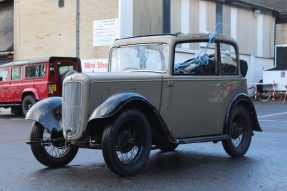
[30, 122, 78, 168]
[222, 106, 252, 157]
[102, 109, 151, 176]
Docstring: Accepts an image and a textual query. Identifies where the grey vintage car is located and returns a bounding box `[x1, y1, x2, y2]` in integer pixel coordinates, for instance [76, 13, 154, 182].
[26, 33, 261, 176]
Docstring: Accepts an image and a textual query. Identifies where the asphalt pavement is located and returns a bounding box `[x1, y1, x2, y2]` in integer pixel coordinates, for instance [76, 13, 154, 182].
[0, 101, 287, 191]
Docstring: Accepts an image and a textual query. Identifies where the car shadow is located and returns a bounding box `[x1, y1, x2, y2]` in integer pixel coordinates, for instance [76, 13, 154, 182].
[27, 149, 259, 189]
[0, 113, 24, 119]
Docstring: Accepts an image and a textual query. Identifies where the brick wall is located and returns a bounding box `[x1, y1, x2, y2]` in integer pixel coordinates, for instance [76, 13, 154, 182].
[80, 0, 118, 59]
[276, 24, 287, 45]
[14, 0, 118, 61]
[14, 0, 77, 60]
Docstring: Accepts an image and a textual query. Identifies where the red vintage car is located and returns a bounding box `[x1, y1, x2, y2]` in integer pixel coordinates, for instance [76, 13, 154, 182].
[0, 57, 81, 115]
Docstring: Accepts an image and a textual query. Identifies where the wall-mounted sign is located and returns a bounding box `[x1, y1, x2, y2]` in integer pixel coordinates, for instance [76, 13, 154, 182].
[93, 19, 118, 47]
[81, 59, 108, 73]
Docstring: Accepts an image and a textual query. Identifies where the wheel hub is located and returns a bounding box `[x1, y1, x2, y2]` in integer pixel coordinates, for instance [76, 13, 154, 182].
[117, 130, 135, 153]
[50, 129, 65, 147]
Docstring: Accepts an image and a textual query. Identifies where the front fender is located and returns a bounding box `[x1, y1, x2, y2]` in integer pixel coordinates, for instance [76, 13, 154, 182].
[86, 92, 178, 146]
[89, 92, 149, 120]
[25, 97, 62, 132]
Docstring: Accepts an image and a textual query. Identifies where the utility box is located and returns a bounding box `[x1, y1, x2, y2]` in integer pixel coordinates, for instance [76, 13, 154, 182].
[263, 45, 287, 91]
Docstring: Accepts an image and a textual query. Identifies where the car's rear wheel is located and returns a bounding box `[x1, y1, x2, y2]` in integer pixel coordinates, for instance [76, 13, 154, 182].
[30, 122, 78, 168]
[102, 109, 151, 176]
[22, 95, 37, 115]
[11, 106, 23, 115]
[222, 106, 252, 157]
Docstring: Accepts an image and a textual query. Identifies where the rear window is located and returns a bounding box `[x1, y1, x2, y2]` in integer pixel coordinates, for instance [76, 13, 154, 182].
[59, 65, 73, 75]
[0, 69, 8, 81]
[25, 64, 46, 78]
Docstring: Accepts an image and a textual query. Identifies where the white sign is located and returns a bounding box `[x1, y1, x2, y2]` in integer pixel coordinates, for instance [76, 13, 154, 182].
[93, 19, 118, 46]
[81, 59, 108, 73]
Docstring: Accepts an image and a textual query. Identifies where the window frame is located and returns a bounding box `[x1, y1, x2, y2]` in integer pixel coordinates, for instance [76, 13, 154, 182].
[0, 68, 9, 82]
[24, 64, 46, 79]
[172, 40, 220, 76]
[11, 66, 22, 81]
[219, 42, 239, 76]
[172, 39, 240, 77]
[109, 43, 170, 73]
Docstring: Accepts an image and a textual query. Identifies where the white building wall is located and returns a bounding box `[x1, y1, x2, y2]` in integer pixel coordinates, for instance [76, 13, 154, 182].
[199, 0, 207, 33]
[119, 0, 133, 38]
[242, 54, 274, 85]
[230, 8, 237, 40]
[257, 14, 264, 57]
[168, 0, 276, 87]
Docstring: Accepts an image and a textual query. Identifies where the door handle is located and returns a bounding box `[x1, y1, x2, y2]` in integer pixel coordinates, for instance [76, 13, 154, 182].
[167, 80, 174, 87]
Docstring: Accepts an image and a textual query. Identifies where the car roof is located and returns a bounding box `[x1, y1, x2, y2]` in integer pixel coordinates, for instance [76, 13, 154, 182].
[112, 33, 238, 48]
[0, 57, 80, 68]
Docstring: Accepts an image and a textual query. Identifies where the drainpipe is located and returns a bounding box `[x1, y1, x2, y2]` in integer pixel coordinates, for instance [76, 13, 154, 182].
[163, 0, 171, 33]
[76, 0, 80, 57]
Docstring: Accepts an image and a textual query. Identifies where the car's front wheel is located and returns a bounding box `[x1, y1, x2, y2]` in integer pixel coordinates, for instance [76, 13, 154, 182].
[102, 109, 151, 176]
[222, 106, 252, 157]
[30, 122, 78, 168]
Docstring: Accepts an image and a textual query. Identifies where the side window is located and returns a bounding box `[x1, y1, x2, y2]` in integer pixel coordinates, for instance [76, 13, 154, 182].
[25, 64, 46, 78]
[0, 69, 8, 81]
[174, 42, 218, 75]
[220, 44, 238, 75]
[11, 67, 22, 80]
[49, 64, 55, 76]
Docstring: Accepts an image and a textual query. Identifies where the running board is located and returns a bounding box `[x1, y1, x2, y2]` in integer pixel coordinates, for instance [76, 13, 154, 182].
[177, 135, 228, 144]
[26, 138, 65, 145]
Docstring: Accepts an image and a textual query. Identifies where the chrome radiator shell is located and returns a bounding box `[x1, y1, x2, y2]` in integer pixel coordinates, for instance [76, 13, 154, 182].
[62, 81, 83, 137]
[62, 73, 90, 141]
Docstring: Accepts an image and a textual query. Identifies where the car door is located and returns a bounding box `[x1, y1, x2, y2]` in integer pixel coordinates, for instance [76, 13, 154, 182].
[8, 66, 23, 102]
[160, 41, 225, 138]
[0, 68, 10, 103]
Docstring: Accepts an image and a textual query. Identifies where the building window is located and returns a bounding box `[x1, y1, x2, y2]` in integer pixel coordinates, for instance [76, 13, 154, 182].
[58, 0, 64, 8]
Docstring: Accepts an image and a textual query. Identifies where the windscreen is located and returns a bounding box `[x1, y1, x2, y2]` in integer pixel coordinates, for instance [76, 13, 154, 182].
[110, 44, 169, 72]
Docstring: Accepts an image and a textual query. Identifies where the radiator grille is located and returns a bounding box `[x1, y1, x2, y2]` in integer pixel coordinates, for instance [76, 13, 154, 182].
[63, 81, 83, 137]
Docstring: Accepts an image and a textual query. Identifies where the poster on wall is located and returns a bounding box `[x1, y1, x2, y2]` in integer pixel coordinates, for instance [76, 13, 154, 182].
[93, 19, 118, 47]
[81, 59, 108, 73]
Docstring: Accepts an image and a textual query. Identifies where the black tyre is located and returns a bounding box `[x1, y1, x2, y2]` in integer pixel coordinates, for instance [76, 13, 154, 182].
[22, 95, 37, 115]
[11, 106, 23, 116]
[30, 122, 78, 168]
[102, 109, 152, 176]
[222, 106, 252, 157]
[159, 144, 178, 152]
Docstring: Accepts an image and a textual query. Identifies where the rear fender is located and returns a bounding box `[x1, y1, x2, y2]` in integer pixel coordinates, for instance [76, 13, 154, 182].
[23, 88, 40, 100]
[25, 97, 62, 133]
[224, 93, 262, 133]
